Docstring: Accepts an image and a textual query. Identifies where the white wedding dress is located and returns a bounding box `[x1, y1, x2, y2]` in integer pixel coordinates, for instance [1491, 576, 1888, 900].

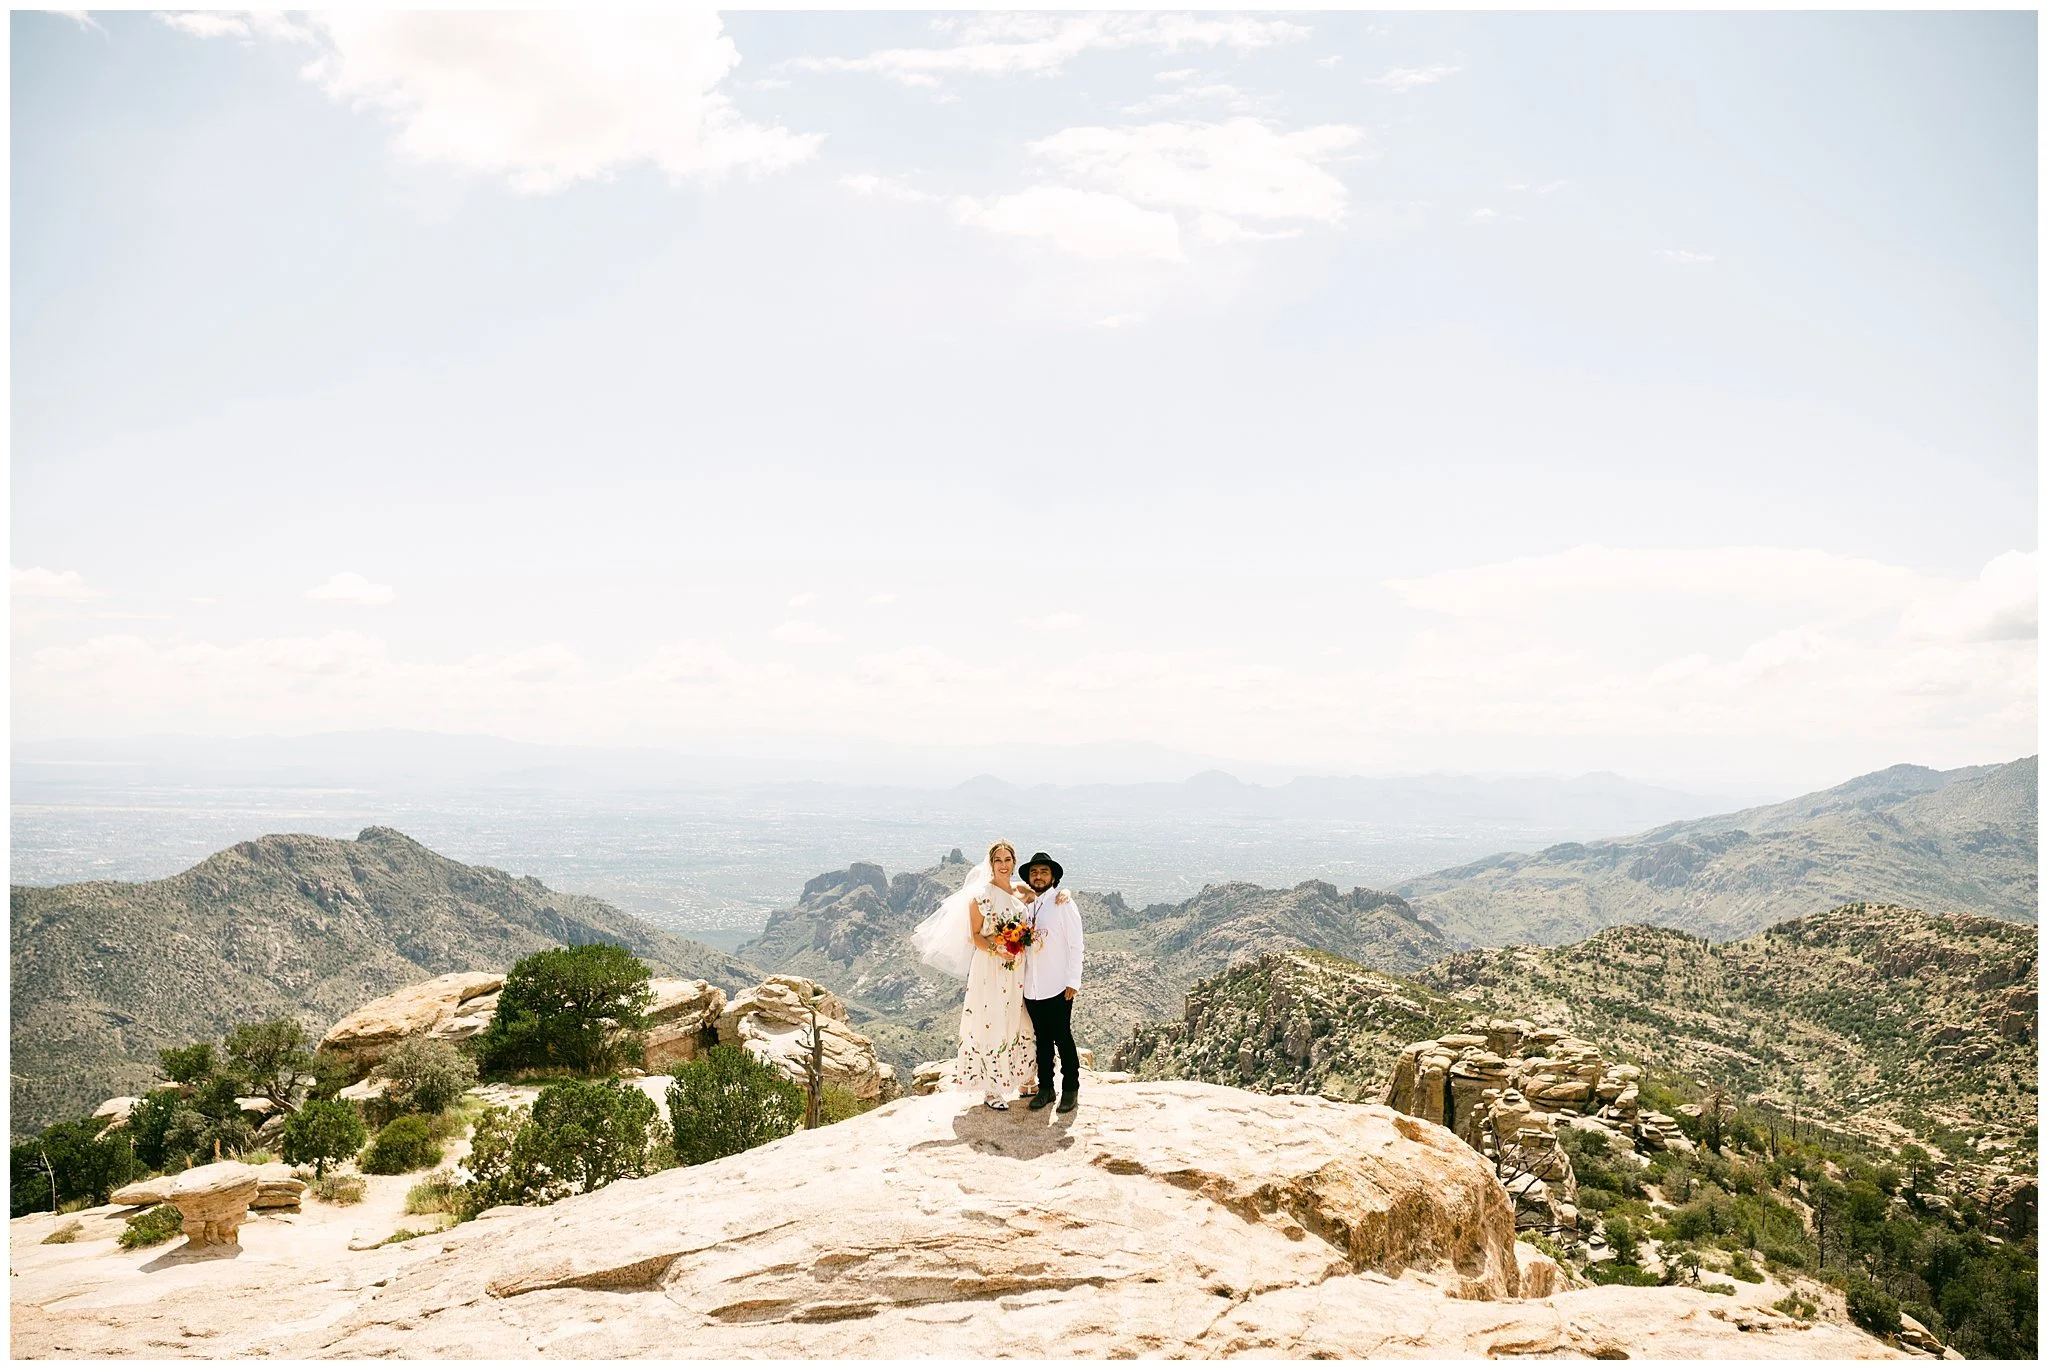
[910, 866, 1037, 1102]
[954, 882, 1037, 1100]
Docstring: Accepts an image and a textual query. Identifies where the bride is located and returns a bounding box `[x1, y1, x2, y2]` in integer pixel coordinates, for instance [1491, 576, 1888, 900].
[910, 840, 1038, 1109]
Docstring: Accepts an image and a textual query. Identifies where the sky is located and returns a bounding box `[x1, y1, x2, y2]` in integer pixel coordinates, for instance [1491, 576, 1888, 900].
[9, 9, 2038, 792]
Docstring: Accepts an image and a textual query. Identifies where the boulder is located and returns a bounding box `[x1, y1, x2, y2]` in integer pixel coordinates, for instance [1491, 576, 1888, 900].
[318, 971, 505, 1065]
[642, 978, 725, 1072]
[1515, 1241, 1562, 1298]
[251, 1176, 308, 1212]
[165, 1161, 263, 1247]
[716, 976, 879, 1103]
[92, 1096, 142, 1126]
[1898, 1313, 1944, 1356]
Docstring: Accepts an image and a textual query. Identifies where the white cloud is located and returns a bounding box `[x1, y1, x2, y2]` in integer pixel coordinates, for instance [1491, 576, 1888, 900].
[840, 173, 938, 204]
[793, 13, 1308, 87]
[1121, 82, 1259, 117]
[306, 571, 396, 605]
[1387, 545, 1925, 620]
[1901, 551, 2037, 642]
[788, 591, 820, 607]
[1367, 64, 1462, 92]
[1315, 55, 1343, 70]
[489, 643, 584, 683]
[12, 566, 103, 600]
[172, 11, 817, 193]
[1017, 612, 1084, 632]
[954, 186, 1186, 264]
[1155, 68, 1199, 83]
[51, 10, 104, 34]
[1658, 249, 1717, 264]
[865, 593, 899, 605]
[771, 618, 842, 644]
[1029, 119, 1364, 229]
[630, 640, 743, 686]
[1092, 313, 1142, 329]
[159, 11, 251, 39]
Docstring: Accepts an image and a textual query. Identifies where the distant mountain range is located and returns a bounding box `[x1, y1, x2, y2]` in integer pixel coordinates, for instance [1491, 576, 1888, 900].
[15, 729, 1749, 828]
[1397, 757, 2037, 947]
[9, 828, 759, 1134]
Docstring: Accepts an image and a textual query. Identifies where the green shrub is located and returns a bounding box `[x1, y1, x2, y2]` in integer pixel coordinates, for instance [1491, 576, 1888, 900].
[123, 1090, 180, 1173]
[361, 1115, 443, 1175]
[117, 1204, 183, 1249]
[1701, 1280, 1736, 1295]
[404, 1171, 460, 1215]
[1602, 1215, 1641, 1266]
[381, 1227, 435, 1245]
[1576, 1185, 1618, 1214]
[476, 943, 653, 1077]
[1761, 1242, 1808, 1269]
[1846, 1280, 1902, 1337]
[9, 1117, 144, 1217]
[820, 1083, 874, 1126]
[308, 1048, 369, 1103]
[158, 1042, 216, 1086]
[281, 1099, 367, 1179]
[223, 1019, 314, 1108]
[456, 1080, 666, 1218]
[667, 1045, 803, 1167]
[1729, 1253, 1764, 1283]
[311, 1173, 367, 1205]
[381, 1037, 477, 1118]
[1584, 1262, 1662, 1287]
[41, 1220, 82, 1245]
[1773, 1292, 1819, 1321]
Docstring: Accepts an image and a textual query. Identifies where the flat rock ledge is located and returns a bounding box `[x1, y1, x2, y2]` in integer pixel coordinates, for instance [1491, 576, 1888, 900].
[226, 1081, 1893, 1360]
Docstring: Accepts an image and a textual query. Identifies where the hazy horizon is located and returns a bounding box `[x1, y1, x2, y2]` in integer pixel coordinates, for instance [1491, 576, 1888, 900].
[13, 11, 2037, 797]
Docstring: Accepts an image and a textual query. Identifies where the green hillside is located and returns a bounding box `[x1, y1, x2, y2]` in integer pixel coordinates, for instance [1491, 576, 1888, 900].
[10, 827, 759, 1134]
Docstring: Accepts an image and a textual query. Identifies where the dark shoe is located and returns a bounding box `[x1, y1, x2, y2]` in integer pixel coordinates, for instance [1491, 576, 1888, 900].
[1056, 1091, 1079, 1113]
[1026, 1091, 1055, 1111]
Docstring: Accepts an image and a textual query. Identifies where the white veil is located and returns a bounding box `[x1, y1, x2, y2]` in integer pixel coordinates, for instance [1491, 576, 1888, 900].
[910, 860, 989, 980]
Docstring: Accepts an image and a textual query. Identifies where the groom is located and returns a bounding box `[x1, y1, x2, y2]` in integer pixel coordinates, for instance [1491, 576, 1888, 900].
[1017, 851, 1084, 1113]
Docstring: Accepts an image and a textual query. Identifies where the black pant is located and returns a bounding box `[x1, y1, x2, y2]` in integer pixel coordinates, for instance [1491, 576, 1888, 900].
[1024, 993, 1080, 1097]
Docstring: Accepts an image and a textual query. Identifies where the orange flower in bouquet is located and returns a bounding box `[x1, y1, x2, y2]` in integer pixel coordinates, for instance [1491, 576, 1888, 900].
[990, 919, 1035, 968]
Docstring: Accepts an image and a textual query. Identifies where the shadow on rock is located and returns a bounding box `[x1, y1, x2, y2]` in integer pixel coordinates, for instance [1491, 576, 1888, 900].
[949, 1104, 1078, 1159]
[139, 1242, 244, 1273]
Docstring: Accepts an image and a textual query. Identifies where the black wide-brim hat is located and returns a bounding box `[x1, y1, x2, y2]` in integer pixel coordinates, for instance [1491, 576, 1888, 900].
[1019, 851, 1063, 885]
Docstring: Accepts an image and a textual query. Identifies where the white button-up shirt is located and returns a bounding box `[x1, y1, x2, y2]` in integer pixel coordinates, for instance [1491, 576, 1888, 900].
[1019, 885, 1084, 1001]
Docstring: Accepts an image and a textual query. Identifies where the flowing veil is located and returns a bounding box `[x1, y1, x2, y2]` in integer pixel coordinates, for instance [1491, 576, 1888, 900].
[910, 860, 989, 980]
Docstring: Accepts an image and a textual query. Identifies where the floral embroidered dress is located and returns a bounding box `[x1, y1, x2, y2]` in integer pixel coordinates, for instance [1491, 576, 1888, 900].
[956, 883, 1037, 1099]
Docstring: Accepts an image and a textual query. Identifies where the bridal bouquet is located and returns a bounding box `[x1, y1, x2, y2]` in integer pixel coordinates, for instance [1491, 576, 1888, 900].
[990, 919, 1036, 969]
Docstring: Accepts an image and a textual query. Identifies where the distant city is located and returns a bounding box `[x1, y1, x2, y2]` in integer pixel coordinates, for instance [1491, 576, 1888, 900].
[11, 733, 1768, 948]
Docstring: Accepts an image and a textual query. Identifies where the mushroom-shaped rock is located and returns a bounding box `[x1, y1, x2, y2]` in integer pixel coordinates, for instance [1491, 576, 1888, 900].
[110, 1177, 173, 1208]
[165, 1161, 263, 1247]
[319, 971, 505, 1065]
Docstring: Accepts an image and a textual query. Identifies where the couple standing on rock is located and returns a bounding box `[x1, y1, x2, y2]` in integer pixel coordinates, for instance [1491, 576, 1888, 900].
[911, 841, 1085, 1114]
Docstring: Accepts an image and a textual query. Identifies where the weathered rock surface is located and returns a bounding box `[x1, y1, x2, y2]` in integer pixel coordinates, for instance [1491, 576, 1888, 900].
[11, 1081, 1899, 1360]
[242, 1082, 1891, 1359]
[642, 978, 725, 1072]
[164, 1162, 262, 1248]
[317, 971, 506, 1065]
[717, 974, 883, 1102]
